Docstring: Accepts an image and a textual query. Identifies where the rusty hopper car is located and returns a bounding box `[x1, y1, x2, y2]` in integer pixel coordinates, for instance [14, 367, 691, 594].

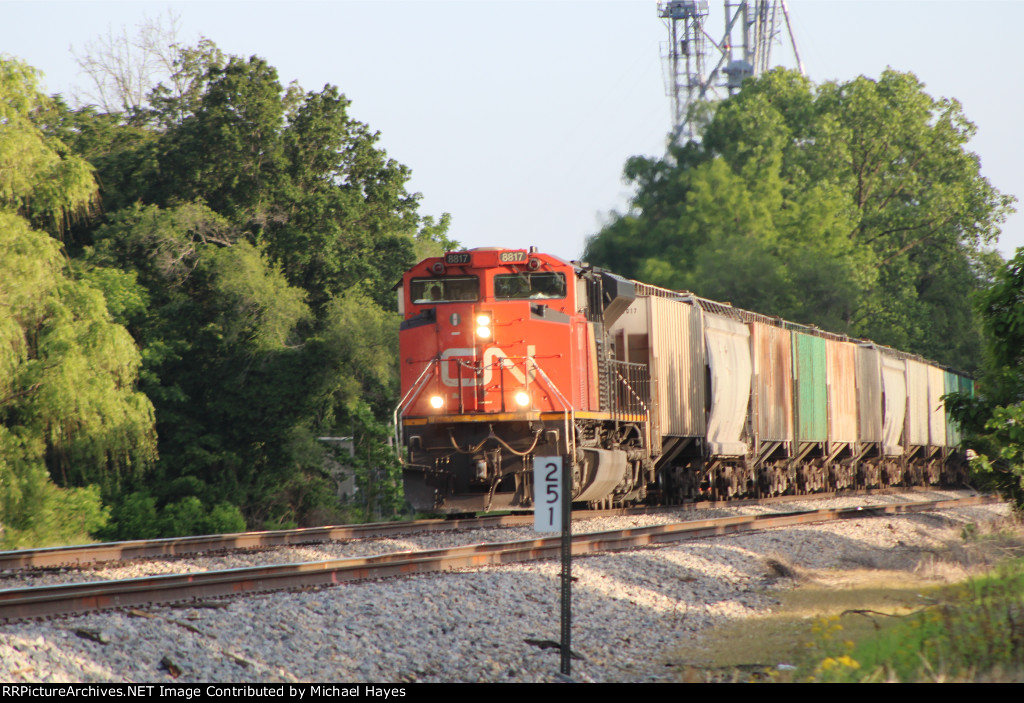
[395, 248, 971, 513]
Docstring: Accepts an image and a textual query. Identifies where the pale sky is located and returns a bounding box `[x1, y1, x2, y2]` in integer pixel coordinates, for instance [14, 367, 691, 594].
[3, 0, 1022, 262]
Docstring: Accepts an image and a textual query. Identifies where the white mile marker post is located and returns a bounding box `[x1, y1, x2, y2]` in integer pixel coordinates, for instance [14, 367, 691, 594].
[533, 455, 572, 676]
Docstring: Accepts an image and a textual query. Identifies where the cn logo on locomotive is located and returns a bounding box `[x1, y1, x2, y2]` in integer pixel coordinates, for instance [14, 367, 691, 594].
[439, 346, 538, 387]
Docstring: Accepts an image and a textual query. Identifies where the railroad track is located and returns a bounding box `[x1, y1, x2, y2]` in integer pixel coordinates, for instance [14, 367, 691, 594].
[0, 494, 998, 623]
[0, 486, 940, 571]
[0, 514, 534, 570]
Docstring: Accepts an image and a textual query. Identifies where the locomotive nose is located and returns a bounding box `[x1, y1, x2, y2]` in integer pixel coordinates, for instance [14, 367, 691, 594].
[438, 303, 478, 339]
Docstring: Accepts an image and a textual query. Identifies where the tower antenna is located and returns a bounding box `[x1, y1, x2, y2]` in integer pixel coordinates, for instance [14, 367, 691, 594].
[659, 1, 803, 142]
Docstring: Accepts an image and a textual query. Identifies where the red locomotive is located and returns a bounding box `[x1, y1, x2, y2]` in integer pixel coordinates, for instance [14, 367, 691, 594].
[396, 247, 649, 512]
[396, 247, 970, 513]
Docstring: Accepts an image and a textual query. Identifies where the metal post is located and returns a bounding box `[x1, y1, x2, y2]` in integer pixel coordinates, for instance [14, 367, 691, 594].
[560, 454, 572, 676]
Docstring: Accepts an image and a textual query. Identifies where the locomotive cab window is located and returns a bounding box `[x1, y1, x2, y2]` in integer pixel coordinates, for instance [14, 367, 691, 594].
[494, 272, 566, 300]
[411, 276, 480, 304]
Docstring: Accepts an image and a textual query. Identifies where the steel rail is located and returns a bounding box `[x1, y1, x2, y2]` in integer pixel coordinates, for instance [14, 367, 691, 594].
[0, 514, 533, 570]
[0, 495, 998, 622]
[0, 486, 963, 570]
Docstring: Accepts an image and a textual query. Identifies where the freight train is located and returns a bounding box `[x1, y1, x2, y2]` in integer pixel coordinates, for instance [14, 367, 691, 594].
[395, 247, 971, 513]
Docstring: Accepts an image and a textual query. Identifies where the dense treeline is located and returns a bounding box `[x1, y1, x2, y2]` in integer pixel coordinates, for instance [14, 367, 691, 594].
[585, 67, 1024, 506]
[0, 43, 451, 546]
[584, 69, 1013, 373]
[1, 59, 156, 547]
[3, 45, 1021, 547]
[948, 247, 1024, 506]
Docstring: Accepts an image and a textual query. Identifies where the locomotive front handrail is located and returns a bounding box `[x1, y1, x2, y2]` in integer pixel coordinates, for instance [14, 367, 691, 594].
[393, 360, 437, 460]
[528, 357, 576, 462]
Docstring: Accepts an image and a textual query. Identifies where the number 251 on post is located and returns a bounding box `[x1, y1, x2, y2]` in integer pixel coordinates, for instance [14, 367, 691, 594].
[533, 456, 562, 532]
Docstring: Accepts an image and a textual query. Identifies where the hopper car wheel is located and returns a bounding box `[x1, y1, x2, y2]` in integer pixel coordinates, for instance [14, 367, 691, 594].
[859, 461, 881, 489]
[727, 466, 741, 499]
[944, 454, 969, 486]
[840, 463, 853, 490]
[681, 467, 698, 501]
[775, 465, 787, 495]
[813, 462, 827, 493]
[831, 463, 854, 491]
[716, 466, 741, 501]
[761, 463, 788, 497]
[795, 465, 807, 494]
[717, 464, 752, 499]
[797, 462, 825, 493]
[882, 460, 904, 487]
[907, 460, 924, 486]
[657, 466, 686, 504]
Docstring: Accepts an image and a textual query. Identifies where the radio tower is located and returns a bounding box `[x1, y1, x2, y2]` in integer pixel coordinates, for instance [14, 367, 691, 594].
[659, 1, 804, 142]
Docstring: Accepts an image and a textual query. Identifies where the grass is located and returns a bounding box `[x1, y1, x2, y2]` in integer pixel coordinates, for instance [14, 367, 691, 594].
[804, 557, 1024, 682]
[663, 515, 1024, 683]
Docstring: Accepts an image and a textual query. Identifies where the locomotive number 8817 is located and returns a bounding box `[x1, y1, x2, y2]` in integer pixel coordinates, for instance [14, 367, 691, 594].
[395, 247, 970, 513]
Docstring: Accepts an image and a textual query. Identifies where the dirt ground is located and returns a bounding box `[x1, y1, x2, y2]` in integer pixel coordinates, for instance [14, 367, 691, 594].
[662, 511, 1024, 682]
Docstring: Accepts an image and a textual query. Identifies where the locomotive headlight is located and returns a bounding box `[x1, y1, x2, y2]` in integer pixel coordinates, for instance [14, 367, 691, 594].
[429, 395, 444, 409]
[514, 391, 531, 407]
[475, 313, 492, 339]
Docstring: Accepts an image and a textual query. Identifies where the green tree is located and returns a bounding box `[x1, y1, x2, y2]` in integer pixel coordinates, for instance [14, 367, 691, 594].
[40, 101, 160, 219]
[82, 204, 326, 528]
[85, 47, 451, 309]
[0, 61, 98, 234]
[585, 69, 1012, 371]
[270, 83, 434, 310]
[43, 39, 451, 535]
[156, 56, 286, 218]
[947, 247, 1024, 507]
[0, 59, 156, 547]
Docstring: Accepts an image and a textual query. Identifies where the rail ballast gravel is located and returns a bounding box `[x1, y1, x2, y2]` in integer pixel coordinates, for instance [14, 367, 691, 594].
[0, 494, 997, 622]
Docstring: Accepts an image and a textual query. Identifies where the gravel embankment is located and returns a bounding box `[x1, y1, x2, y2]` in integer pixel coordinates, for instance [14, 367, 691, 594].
[0, 489, 1008, 683]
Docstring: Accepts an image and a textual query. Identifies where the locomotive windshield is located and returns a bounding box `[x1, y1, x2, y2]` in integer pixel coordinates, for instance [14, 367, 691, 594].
[410, 276, 479, 303]
[494, 272, 566, 300]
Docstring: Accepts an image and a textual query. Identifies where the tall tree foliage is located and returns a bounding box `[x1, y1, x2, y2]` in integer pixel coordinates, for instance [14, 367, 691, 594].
[948, 247, 1024, 507]
[584, 69, 1012, 371]
[0, 59, 156, 547]
[157, 56, 287, 218]
[55, 43, 451, 535]
[0, 62, 98, 234]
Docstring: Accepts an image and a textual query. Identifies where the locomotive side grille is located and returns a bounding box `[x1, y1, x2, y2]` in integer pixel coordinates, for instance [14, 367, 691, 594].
[596, 334, 612, 410]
